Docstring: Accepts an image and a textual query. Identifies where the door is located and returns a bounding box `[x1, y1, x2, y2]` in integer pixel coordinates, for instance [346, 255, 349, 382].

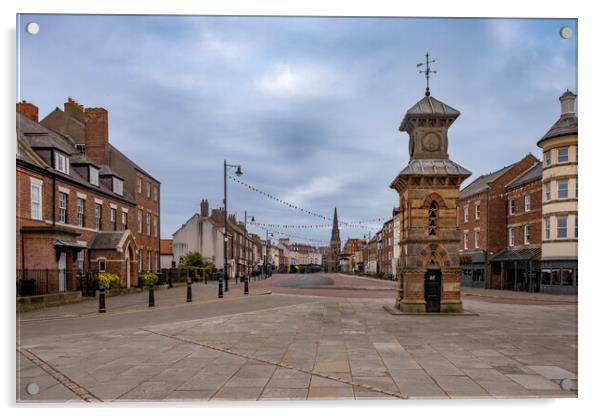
[424, 269, 441, 313]
[58, 251, 67, 292]
[125, 252, 131, 288]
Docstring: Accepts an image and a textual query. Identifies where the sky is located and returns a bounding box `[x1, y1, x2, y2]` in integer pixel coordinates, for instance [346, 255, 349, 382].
[17, 15, 577, 244]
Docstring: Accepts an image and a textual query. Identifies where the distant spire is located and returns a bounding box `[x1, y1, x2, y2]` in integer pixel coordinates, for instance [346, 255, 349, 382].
[417, 52, 437, 97]
[330, 207, 340, 243]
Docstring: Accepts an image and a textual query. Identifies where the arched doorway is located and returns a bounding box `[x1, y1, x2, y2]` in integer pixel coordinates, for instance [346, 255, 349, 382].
[125, 242, 136, 288]
[424, 268, 442, 313]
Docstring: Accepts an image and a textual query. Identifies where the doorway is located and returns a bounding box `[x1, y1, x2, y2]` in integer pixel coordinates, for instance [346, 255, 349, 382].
[424, 269, 442, 312]
[58, 251, 66, 292]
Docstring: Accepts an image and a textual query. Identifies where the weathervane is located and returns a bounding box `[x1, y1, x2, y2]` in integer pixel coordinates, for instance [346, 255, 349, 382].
[417, 52, 437, 97]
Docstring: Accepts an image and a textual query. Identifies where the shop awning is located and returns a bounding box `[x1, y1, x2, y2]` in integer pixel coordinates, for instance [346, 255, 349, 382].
[489, 246, 541, 262]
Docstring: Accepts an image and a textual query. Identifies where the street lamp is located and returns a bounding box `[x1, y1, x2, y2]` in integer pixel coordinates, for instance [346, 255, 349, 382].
[224, 160, 242, 292]
[244, 211, 255, 279]
[264, 230, 273, 279]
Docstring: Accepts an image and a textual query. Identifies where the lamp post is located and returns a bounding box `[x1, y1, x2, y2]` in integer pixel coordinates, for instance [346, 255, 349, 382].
[223, 160, 242, 292]
[264, 230, 273, 279]
[244, 211, 255, 280]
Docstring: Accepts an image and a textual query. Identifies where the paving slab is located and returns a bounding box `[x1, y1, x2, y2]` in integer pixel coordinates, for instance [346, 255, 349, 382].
[527, 365, 577, 380]
[506, 374, 561, 390]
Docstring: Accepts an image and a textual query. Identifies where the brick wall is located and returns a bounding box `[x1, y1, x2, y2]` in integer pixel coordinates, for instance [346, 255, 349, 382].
[506, 178, 542, 246]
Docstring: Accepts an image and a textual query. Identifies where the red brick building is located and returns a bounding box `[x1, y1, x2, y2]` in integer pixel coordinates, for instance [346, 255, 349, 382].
[41, 98, 161, 275]
[458, 153, 539, 289]
[489, 161, 542, 291]
[16, 99, 160, 294]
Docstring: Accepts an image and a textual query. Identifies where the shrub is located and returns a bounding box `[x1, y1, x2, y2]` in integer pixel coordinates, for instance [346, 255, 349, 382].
[98, 272, 122, 289]
[139, 272, 159, 287]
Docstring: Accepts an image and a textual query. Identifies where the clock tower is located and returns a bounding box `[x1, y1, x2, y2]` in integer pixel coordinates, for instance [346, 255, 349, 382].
[390, 93, 471, 313]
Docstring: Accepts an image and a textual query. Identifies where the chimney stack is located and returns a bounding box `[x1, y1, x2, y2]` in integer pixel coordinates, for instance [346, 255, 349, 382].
[16, 101, 38, 122]
[84, 107, 109, 166]
[560, 90, 577, 117]
[200, 199, 209, 217]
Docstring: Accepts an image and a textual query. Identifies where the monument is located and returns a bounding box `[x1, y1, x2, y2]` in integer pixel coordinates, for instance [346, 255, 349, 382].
[390, 54, 471, 313]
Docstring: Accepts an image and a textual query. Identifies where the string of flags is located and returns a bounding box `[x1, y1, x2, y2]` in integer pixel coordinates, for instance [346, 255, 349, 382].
[250, 222, 330, 245]
[228, 174, 387, 229]
[251, 221, 377, 230]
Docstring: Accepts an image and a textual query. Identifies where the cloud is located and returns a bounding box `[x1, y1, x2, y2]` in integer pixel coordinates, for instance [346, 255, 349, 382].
[254, 63, 353, 99]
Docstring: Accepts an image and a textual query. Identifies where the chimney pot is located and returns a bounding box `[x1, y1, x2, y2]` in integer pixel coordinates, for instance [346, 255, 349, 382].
[16, 101, 39, 122]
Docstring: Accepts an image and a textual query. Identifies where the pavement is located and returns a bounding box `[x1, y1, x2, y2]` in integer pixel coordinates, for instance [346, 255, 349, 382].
[16, 273, 577, 403]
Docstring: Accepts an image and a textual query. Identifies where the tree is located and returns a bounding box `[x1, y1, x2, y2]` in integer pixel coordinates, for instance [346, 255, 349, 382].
[179, 251, 205, 268]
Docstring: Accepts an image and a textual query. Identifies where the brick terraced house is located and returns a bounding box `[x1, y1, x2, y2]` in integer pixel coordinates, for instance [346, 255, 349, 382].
[458, 153, 539, 289]
[16, 99, 160, 294]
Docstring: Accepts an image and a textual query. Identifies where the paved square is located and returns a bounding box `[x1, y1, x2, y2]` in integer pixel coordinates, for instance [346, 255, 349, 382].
[16, 274, 577, 402]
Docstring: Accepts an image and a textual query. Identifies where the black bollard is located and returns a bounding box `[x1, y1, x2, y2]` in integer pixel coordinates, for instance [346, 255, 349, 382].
[149, 283, 155, 307]
[218, 278, 224, 298]
[186, 279, 192, 302]
[235, 275, 238, 285]
[244, 276, 249, 295]
[168, 273, 173, 288]
[224, 276, 229, 292]
[204, 274, 207, 285]
[98, 286, 106, 313]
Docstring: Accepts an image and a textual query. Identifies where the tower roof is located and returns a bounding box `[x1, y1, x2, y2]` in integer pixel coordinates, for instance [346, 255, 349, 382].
[399, 96, 460, 132]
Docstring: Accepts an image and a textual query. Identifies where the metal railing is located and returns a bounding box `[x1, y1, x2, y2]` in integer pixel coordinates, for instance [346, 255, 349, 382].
[161, 268, 213, 284]
[16, 269, 98, 297]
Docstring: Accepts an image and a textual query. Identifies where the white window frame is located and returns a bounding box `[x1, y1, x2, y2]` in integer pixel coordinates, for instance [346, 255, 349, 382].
[544, 217, 551, 240]
[475, 203, 480, 220]
[122, 211, 128, 229]
[137, 177, 142, 193]
[98, 258, 106, 273]
[557, 147, 569, 164]
[54, 151, 70, 174]
[463, 231, 468, 250]
[138, 210, 143, 233]
[153, 216, 158, 237]
[524, 225, 530, 245]
[146, 181, 151, 198]
[113, 177, 123, 196]
[524, 194, 531, 212]
[557, 180, 569, 199]
[152, 185, 158, 201]
[30, 178, 43, 220]
[146, 212, 151, 236]
[509, 199, 516, 215]
[557, 216, 568, 239]
[544, 182, 551, 201]
[89, 167, 99, 186]
[508, 228, 515, 247]
[76, 197, 85, 227]
[544, 151, 551, 166]
[95, 203, 102, 230]
[474, 230, 480, 248]
[110, 208, 117, 231]
[58, 192, 68, 224]
[463, 206, 468, 223]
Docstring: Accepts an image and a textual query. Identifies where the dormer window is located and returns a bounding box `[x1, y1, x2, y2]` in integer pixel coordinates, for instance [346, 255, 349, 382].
[54, 151, 70, 174]
[113, 177, 124, 196]
[75, 144, 86, 154]
[89, 167, 99, 186]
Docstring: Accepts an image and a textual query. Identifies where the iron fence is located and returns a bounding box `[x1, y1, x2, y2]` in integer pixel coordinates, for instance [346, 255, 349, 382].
[161, 268, 213, 284]
[16, 269, 92, 297]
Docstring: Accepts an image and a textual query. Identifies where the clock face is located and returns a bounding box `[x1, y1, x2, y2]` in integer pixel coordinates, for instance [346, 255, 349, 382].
[423, 132, 440, 152]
